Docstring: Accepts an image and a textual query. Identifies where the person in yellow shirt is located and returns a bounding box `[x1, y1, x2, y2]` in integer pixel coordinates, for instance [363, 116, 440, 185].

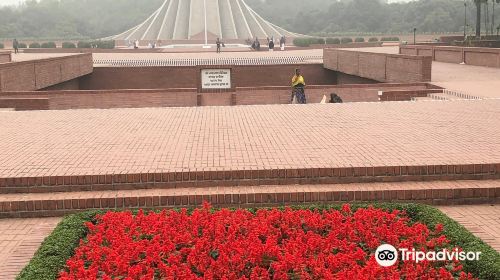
[291, 68, 306, 104]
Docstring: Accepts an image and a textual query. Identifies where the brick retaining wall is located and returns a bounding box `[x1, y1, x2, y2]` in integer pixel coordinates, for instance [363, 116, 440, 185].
[80, 64, 337, 90]
[0, 83, 433, 110]
[0, 54, 93, 92]
[0, 51, 11, 63]
[323, 49, 432, 83]
[400, 45, 500, 68]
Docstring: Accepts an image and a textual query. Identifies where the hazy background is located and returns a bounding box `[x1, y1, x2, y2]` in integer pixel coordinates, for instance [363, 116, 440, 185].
[0, 0, 497, 39]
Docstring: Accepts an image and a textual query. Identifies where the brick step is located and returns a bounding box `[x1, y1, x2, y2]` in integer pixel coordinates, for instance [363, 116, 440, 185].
[1, 164, 499, 194]
[1, 180, 499, 218]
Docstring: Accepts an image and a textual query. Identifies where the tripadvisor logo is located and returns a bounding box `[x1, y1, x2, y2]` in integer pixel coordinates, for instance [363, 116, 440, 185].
[375, 244, 481, 267]
[375, 244, 398, 267]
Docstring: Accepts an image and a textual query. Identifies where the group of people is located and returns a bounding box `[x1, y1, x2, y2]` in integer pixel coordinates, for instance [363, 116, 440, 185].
[250, 36, 286, 51]
[267, 36, 287, 52]
[128, 40, 159, 49]
[290, 69, 343, 105]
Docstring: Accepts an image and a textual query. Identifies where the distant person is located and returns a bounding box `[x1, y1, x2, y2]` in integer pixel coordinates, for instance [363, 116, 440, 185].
[134, 40, 139, 49]
[254, 38, 261, 51]
[13, 39, 19, 54]
[291, 68, 306, 104]
[268, 39, 274, 51]
[280, 36, 286, 51]
[216, 38, 221, 53]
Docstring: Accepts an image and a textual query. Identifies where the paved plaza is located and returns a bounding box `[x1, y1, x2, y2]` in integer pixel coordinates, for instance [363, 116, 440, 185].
[0, 101, 499, 178]
[0, 217, 61, 280]
[439, 204, 500, 252]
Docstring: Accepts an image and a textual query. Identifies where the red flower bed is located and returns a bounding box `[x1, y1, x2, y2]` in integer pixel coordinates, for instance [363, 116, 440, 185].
[59, 204, 475, 280]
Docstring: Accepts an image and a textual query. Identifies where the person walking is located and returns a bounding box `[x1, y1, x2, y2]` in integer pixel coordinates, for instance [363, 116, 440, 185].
[13, 39, 19, 54]
[216, 38, 221, 53]
[291, 68, 307, 104]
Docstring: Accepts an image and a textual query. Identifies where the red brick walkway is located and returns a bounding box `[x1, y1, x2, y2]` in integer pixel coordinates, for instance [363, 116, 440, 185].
[439, 204, 500, 252]
[0, 101, 499, 179]
[0, 217, 61, 280]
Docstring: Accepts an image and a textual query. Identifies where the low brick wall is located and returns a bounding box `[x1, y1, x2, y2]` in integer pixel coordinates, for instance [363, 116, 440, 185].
[309, 42, 383, 49]
[400, 45, 500, 68]
[0, 51, 11, 63]
[0, 97, 49, 110]
[379, 89, 443, 101]
[0, 83, 433, 110]
[323, 49, 432, 83]
[0, 54, 93, 92]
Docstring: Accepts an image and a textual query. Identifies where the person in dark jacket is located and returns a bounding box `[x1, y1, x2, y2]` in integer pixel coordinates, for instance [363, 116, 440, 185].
[216, 38, 221, 53]
[269, 39, 274, 52]
[13, 39, 19, 54]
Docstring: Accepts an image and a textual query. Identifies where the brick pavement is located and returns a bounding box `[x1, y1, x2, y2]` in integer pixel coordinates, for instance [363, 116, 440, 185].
[439, 204, 500, 252]
[0, 101, 499, 180]
[0, 217, 61, 280]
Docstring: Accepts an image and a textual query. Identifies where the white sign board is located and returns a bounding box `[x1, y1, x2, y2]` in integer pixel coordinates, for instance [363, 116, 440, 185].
[201, 69, 231, 89]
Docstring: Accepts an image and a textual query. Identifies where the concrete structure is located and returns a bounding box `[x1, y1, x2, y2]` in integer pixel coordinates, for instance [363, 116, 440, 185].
[107, 0, 299, 42]
[0, 54, 93, 92]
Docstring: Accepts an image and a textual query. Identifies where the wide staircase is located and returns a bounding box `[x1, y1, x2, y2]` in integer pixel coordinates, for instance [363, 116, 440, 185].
[1, 164, 498, 218]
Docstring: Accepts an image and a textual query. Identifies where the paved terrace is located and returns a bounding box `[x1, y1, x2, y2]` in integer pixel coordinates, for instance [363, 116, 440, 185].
[0, 100, 499, 179]
[350, 46, 500, 99]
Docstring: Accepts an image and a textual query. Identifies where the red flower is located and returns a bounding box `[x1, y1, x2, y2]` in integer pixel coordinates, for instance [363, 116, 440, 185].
[58, 204, 475, 280]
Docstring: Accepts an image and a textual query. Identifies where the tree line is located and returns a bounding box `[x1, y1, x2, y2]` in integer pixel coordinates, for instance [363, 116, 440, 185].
[1, 0, 500, 39]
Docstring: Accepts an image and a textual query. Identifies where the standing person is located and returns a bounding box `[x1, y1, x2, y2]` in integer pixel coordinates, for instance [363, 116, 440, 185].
[291, 68, 307, 104]
[13, 39, 19, 54]
[134, 40, 139, 49]
[280, 36, 286, 51]
[268, 39, 274, 52]
[216, 38, 221, 53]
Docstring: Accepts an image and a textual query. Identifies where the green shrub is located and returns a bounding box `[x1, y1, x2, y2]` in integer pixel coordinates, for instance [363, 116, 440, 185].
[18, 204, 500, 280]
[293, 37, 325, 47]
[325, 38, 340, 44]
[77, 40, 115, 49]
[340, 37, 353, 44]
[18, 43, 27, 48]
[0, 43, 4, 49]
[368, 37, 379, 42]
[92, 40, 115, 49]
[355, 37, 365, 42]
[77, 41, 92, 48]
[29, 42, 41, 48]
[62, 42, 76, 48]
[17, 211, 101, 280]
[41, 42, 56, 48]
[381, 37, 400, 42]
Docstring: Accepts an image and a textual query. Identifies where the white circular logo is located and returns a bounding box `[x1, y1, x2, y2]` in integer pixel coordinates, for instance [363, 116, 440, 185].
[375, 244, 398, 267]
